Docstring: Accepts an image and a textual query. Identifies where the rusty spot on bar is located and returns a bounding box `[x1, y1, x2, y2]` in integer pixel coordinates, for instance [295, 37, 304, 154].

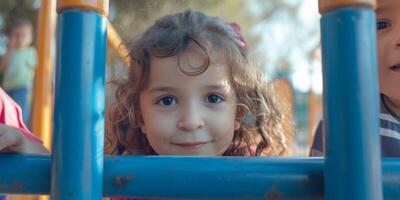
[264, 187, 282, 200]
[113, 175, 134, 189]
[12, 183, 24, 190]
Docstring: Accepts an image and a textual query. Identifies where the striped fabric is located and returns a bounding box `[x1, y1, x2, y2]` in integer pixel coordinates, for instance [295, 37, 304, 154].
[310, 94, 400, 157]
[380, 95, 400, 157]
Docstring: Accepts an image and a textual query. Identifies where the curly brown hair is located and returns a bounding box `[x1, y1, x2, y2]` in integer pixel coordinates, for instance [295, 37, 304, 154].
[106, 10, 292, 156]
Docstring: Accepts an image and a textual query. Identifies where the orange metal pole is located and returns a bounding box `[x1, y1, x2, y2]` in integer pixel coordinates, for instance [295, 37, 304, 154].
[107, 21, 130, 66]
[57, 0, 109, 16]
[10, 1, 57, 200]
[319, 0, 376, 13]
[32, 0, 56, 150]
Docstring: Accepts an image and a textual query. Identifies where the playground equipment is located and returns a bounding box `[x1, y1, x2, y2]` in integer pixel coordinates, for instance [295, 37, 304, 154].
[320, 0, 382, 199]
[30, 0, 129, 152]
[0, 0, 392, 199]
[31, 0, 56, 151]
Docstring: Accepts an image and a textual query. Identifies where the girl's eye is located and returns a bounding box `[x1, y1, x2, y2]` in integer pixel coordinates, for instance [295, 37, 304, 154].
[205, 94, 224, 104]
[377, 20, 391, 30]
[157, 96, 177, 106]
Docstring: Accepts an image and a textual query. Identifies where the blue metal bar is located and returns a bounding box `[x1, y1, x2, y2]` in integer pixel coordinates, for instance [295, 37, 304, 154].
[103, 156, 324, 199]
[0, 155, 50, 194]
[4, 155, 320, 199]
[53, 9, 107, 199]
[320, 6, 382, 200]
[1, 155, 400, 199]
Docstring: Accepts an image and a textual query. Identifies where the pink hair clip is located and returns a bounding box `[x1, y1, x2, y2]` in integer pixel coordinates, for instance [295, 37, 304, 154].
[229, 22, 248, 50]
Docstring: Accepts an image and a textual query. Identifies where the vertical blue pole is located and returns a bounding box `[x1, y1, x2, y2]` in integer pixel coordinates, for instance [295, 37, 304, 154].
[52, 1, 107, 199]
[319, 2, 382, 200]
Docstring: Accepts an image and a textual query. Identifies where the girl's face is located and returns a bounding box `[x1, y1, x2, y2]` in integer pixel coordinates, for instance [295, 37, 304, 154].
[376, 0, 400, 105]
[139, 44, 240, 155]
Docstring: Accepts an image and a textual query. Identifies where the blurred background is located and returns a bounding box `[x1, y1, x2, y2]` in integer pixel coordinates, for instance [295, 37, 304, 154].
[0, 0, 322, 156]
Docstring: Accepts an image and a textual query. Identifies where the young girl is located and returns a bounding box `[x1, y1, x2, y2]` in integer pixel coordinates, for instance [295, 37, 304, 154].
[310, 0, 400, 157]
[0, 9, 292, 199]
[0, 11, 292, 156]
[106, 9, 292, 157]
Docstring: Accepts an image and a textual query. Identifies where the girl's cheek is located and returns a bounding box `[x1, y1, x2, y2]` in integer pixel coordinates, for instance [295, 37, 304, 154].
[147, 112, 175, 130]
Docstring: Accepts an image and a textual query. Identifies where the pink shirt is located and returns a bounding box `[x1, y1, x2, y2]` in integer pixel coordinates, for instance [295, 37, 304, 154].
[0, 87, 41, 143]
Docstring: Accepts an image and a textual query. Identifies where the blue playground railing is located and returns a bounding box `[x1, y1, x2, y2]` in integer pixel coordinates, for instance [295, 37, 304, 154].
[0, 0, 389, 199]
[52, 8, 107, 199]
[321, 5, 382, 200]
[2, 155, 400, 199]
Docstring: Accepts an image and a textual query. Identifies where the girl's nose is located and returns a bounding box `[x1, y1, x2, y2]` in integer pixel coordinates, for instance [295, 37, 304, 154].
[177, 104, 205, 132]
[395, 29, 400, 47]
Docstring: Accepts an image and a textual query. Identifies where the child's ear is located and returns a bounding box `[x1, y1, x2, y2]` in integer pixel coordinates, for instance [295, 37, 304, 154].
[234, 119, 241, 131]
[136, 111, 146, 135]
[139, 123, 147, 134]
[234, 104, 248, 130]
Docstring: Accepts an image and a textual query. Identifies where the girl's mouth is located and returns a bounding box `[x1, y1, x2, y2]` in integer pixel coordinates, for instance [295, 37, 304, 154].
[172, 141, 209, 148]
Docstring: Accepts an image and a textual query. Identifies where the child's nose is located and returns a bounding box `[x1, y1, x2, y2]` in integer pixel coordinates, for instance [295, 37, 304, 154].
[177, 104, 205, 132]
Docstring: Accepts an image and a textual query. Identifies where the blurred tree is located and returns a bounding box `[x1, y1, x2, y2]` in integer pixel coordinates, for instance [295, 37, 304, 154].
[0, 0, 38, 33]
[108, 0, 288, 48]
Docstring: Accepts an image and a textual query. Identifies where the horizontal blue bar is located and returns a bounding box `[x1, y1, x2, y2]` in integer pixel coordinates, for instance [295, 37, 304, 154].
[0, 155, 399, 199]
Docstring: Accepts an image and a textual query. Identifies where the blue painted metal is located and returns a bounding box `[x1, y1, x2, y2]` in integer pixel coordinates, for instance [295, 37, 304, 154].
[320, 7, 382, 200]
[2, 155, 319, 199]
[0, 155, 50, 194]
[1, 155, 400, 199]
[53, 9, 107, 200]
[103, 156, 324, 199]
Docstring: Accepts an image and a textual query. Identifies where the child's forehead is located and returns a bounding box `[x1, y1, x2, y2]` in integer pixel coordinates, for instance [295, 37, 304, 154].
[148, 46, 230, 80]
[146, 55, 232, 93]
[11, 25, 32, 32]
[152, 44, 227, 66]
[376, 0, 400, 13]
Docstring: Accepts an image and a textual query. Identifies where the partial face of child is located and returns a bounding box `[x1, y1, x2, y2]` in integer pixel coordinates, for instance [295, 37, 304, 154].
[376, 0, 400, 109]
[139, 43, 240, 155]
[9, 24, 33, 49]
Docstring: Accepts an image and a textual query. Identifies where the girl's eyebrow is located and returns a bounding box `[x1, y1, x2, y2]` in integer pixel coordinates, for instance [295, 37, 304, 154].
[148, 86, 177, 93]
[376, 3, 391, 14]
[204, 84, 233, 94]
[148, 84, 229, 93]
[204, 84, 228, 90]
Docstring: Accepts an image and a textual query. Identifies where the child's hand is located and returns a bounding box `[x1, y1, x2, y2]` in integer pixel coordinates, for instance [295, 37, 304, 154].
[7, 36, 16, 51]
[0, 124, 24, 152]
[0, 124, 48, 154]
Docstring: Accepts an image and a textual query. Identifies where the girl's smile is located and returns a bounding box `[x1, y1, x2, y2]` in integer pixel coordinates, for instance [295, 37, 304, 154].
[171, 141, 211, 149]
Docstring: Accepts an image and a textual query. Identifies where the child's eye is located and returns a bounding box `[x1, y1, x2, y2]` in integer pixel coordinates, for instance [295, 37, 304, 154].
[156, 96, 177, 106]
[205, 94, 224, 104]
[377, 19, 391, 30]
